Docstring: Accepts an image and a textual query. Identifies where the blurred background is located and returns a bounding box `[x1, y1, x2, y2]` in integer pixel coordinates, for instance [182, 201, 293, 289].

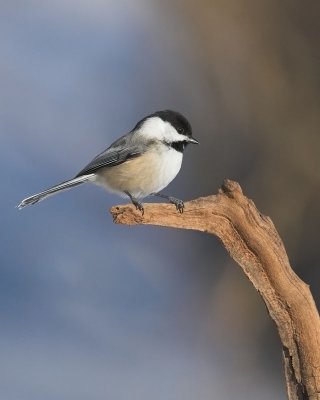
[1, 0, 319, 399]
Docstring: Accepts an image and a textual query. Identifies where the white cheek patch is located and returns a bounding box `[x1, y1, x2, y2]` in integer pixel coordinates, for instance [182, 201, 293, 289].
[138, 117, 185, 142]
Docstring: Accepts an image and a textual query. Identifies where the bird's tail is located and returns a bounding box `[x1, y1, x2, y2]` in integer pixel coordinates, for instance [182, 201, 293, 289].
[17, 174, 96, 210]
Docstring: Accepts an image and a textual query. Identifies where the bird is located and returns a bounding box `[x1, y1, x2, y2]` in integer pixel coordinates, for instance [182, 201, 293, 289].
[18, 110, 198, 214]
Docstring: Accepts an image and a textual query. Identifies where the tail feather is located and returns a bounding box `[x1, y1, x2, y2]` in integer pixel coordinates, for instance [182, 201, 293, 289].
[17, 174, 96, 210]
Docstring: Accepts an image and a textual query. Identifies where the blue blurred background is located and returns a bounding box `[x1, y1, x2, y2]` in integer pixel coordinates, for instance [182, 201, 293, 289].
[2, 1, 319, 399]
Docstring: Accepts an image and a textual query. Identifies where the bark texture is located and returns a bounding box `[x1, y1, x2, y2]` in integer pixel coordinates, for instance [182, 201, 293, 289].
[110, 179, 320, 400]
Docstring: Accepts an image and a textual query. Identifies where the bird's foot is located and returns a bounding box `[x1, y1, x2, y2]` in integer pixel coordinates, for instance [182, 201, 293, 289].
[168, 197, 184, 213]
[125, 192, 144, 215]
[151, 192, 184, 213]
[132, 199, 144, 215]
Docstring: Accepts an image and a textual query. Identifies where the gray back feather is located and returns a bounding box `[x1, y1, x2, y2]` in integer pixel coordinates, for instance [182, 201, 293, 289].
[75, 131, 150, 177]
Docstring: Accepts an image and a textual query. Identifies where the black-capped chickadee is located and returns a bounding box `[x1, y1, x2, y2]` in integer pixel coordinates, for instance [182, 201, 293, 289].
[18, 110, 198, 214]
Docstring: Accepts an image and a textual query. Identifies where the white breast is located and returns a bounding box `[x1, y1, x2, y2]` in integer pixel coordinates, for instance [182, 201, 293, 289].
[95, 146, 183, 198]
[149, 147, 183, 194]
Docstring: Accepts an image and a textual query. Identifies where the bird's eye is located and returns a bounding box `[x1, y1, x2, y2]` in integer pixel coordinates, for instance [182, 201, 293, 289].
[178, 127, 184, 134]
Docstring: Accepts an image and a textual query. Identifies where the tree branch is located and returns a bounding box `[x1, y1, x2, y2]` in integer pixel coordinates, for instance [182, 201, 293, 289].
[110, 179, 320, 400]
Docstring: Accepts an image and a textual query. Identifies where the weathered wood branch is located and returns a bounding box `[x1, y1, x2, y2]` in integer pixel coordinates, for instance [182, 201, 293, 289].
[110, 179, 320, 400]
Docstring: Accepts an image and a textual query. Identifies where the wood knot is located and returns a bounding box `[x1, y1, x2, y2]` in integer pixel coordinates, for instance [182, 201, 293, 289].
[220, 179, 243, 197]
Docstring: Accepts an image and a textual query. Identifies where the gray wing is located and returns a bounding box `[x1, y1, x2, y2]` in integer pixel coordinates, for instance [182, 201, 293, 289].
[75, 132, 144, 177]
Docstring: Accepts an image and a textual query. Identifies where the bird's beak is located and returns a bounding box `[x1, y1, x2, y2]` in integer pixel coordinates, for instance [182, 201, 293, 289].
[188, 137, 199, 144]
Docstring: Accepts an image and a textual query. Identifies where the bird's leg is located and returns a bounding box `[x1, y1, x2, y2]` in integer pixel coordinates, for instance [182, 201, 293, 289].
[152, 192, 184, 213]
[125, 191, 144, 215]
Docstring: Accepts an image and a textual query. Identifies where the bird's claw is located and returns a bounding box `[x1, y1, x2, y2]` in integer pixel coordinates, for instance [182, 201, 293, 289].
[134, 201, 144, 215]
[125, 191, 144, 215]
[169, 197, 184, 213]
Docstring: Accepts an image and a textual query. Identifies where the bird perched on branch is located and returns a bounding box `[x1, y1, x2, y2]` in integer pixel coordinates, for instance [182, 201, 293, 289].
[18, 110, 198, 214]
